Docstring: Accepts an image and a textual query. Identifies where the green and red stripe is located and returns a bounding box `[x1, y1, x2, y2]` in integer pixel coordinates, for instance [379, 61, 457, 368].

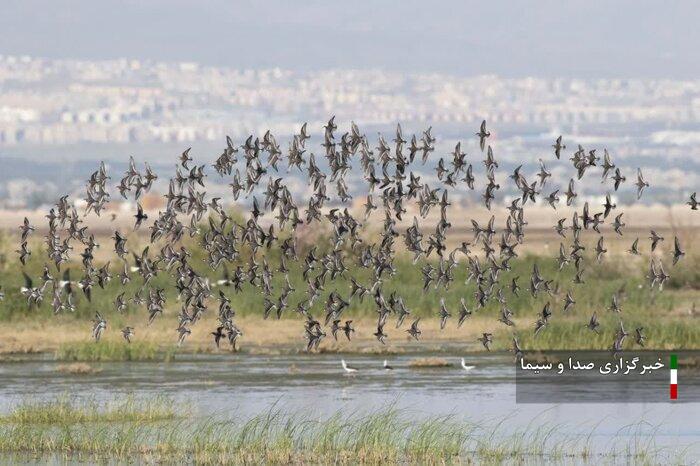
[670, 354, 678, 400]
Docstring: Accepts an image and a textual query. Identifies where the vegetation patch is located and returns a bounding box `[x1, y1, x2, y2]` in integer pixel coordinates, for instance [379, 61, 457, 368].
[0, 395, 179, 425]
[0, 397, 682, 464]
[55, 363, 100, 375]
[55, 341, 176, 362]
[408, 357, 452, 368]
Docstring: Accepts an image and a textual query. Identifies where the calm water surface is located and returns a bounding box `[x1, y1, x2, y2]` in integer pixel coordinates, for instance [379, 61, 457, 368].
[1, 352, 699, 462]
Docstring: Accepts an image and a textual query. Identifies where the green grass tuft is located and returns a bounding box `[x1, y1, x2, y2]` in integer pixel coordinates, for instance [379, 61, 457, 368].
[1, 395, 179, 424]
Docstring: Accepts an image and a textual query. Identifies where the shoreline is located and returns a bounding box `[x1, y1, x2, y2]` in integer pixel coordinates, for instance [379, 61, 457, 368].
[0, 315, 495, 356]
[2, 313, 698, 358]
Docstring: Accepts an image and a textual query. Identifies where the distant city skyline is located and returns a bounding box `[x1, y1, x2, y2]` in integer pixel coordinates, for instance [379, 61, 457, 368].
[2, 54, 700, 148]
[1, 1, 699, 208]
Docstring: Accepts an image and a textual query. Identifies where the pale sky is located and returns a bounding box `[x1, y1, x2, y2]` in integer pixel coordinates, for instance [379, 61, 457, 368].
[1, 0, 699, 78]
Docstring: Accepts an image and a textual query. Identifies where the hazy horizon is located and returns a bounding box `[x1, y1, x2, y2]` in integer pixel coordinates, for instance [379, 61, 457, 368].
[3, 0, 700, 79]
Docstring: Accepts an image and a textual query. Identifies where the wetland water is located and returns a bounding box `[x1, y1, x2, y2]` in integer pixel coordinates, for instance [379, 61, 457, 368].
[2, 352, 700, 462]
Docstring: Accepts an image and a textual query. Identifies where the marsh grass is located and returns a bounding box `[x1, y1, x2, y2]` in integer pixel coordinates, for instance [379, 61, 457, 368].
[0, 395, 179, 424]
[1, 237, 693, 323]
[1, 235, 699, 353]
[666, 252, 700, 290]
[55, 362, 100, 374]
[408, 357, 452, 368]
[0, 397, 684, 464]
[517, 318, 700, 351]
[55, 341, 176, 362]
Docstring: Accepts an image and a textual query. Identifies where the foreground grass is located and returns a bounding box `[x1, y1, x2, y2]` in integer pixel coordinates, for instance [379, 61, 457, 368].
[0, 397, 681, 464]
[0, 395, 179, 424]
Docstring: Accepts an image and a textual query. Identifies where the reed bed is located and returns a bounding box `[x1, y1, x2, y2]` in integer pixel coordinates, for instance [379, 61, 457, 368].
[0, 397, 683, 464]
[0, 395, 179, 424]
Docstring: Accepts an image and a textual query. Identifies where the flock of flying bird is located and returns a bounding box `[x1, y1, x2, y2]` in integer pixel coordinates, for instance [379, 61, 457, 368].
[14, 117, 699, 358]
